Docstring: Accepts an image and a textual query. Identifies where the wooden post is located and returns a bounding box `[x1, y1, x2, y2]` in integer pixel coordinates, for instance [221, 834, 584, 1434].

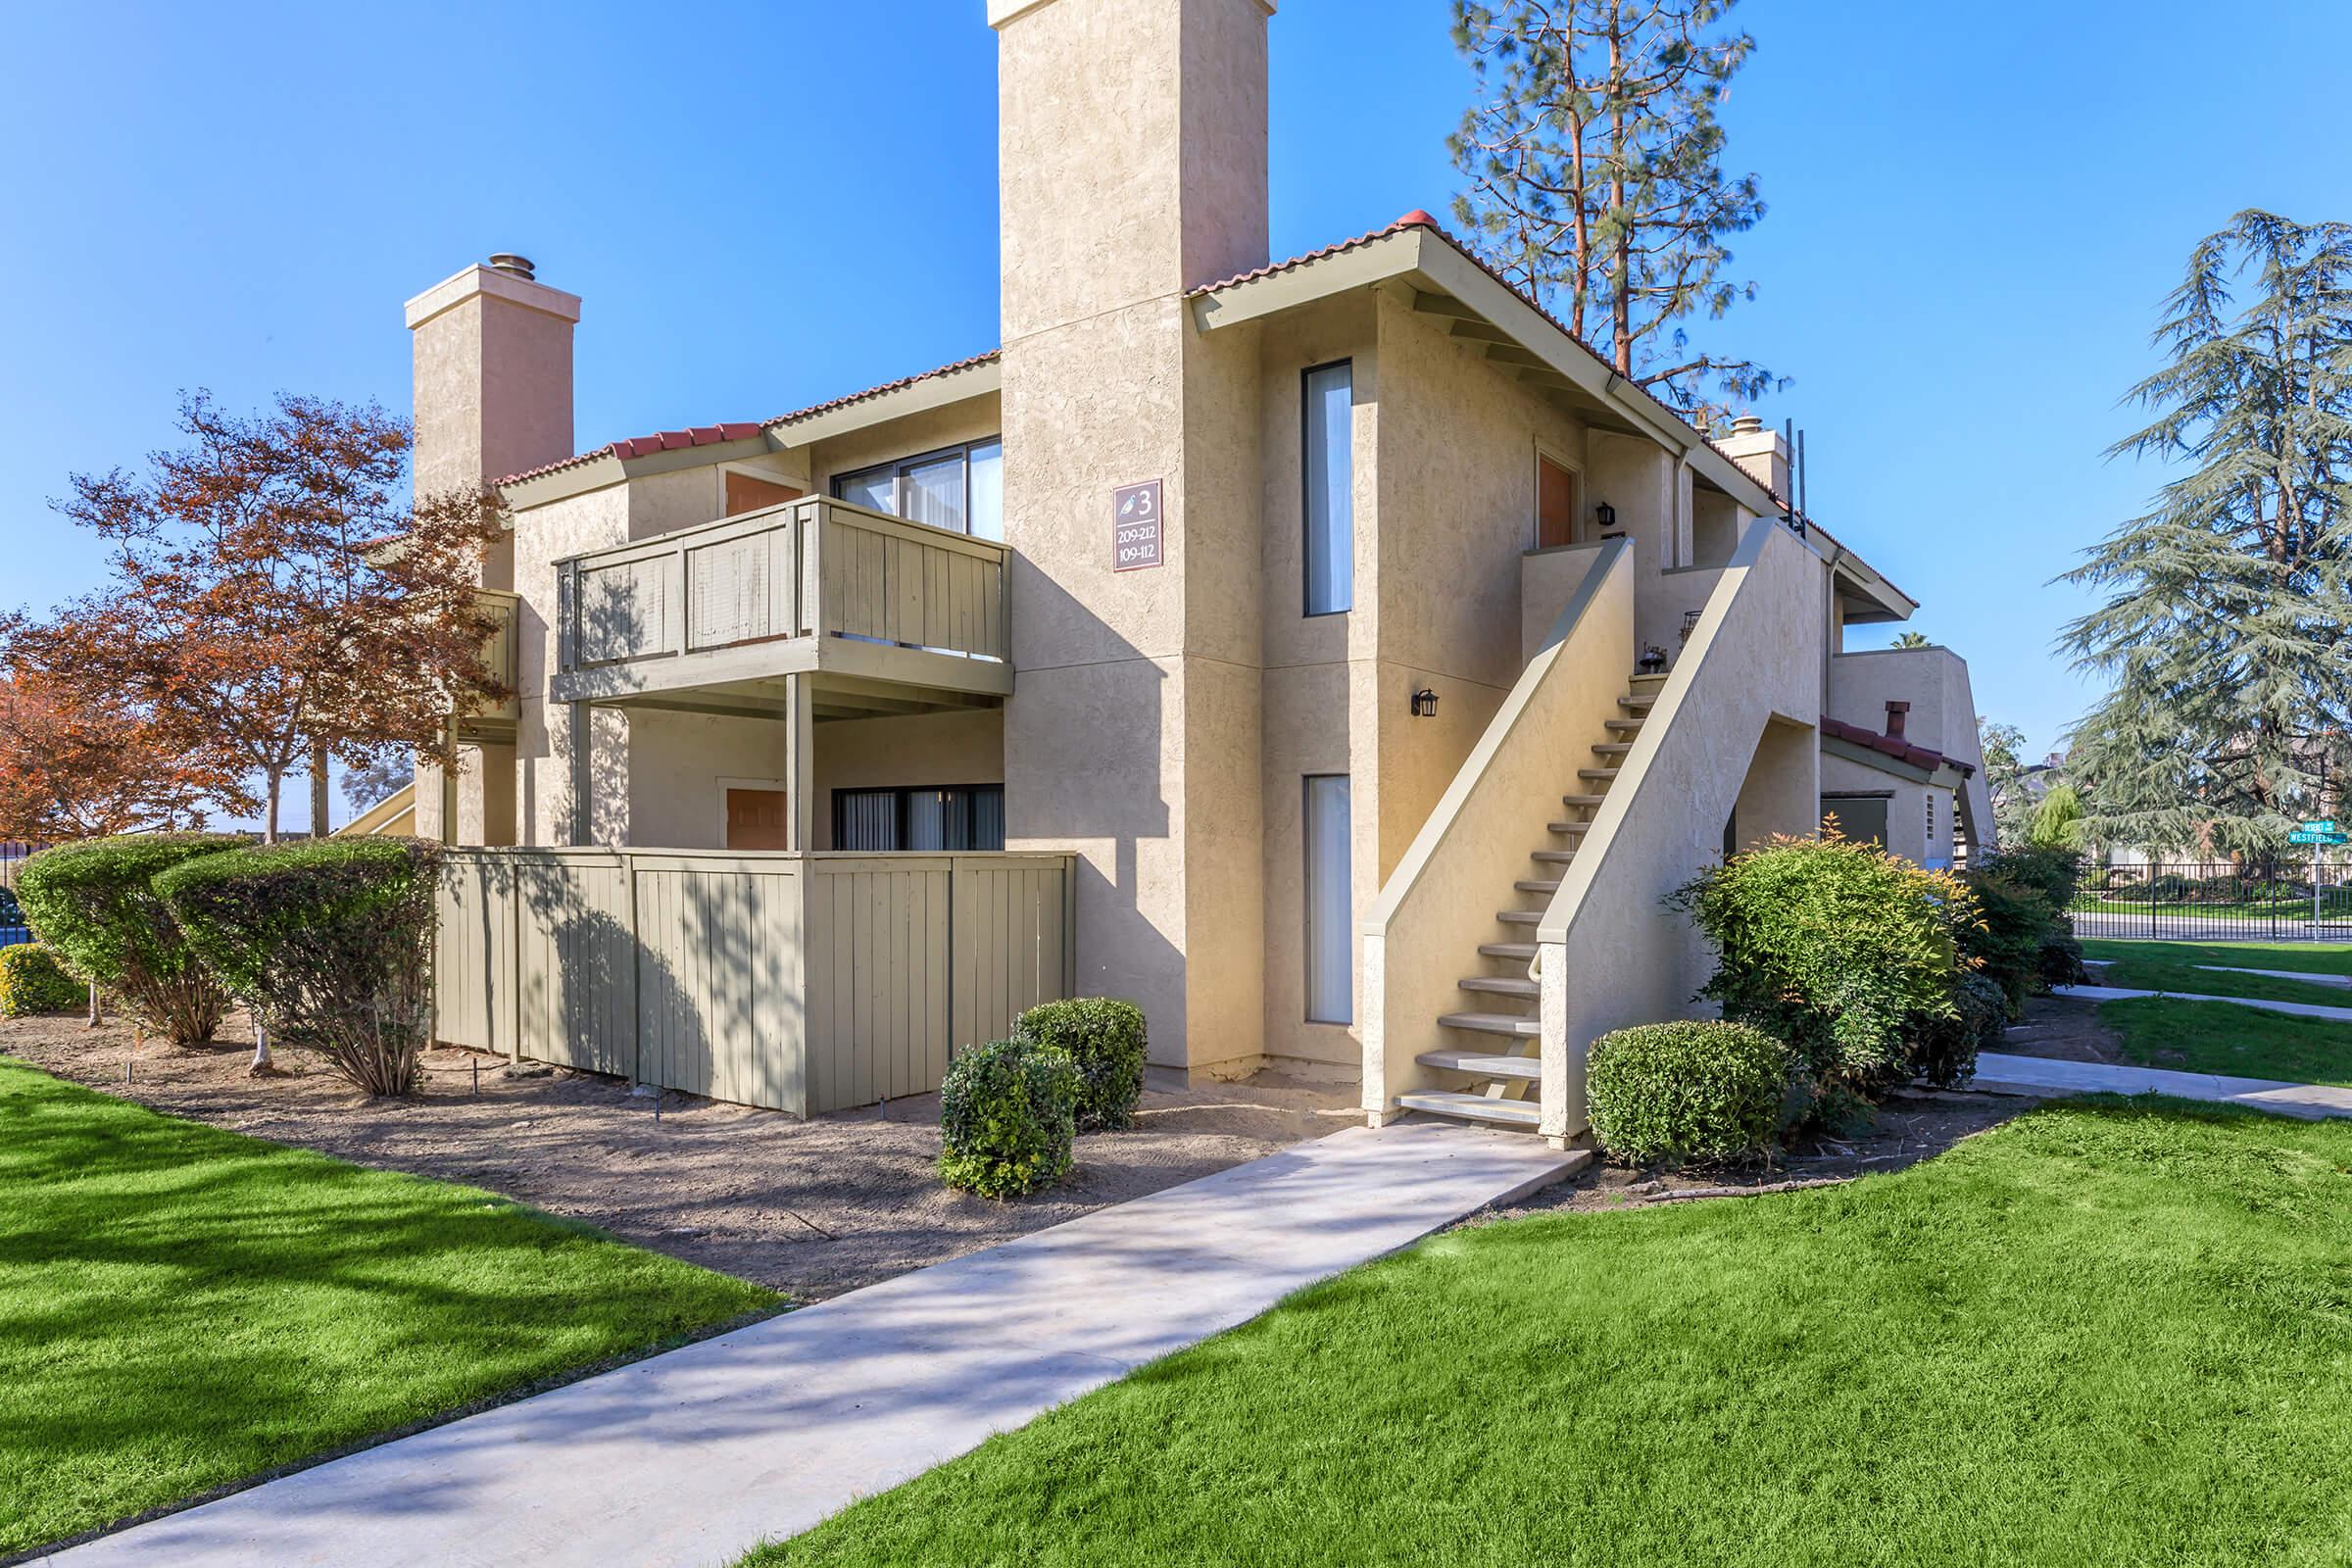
[785, 674, 815, 852]
[440, 730, 461, 848]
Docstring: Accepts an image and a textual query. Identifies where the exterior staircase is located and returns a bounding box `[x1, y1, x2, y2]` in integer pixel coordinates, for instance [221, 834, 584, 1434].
[1394, 669, 1665, 1132]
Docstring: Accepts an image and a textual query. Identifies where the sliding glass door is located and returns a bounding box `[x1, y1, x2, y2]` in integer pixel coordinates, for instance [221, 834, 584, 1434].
[832, 438, 1004, 541]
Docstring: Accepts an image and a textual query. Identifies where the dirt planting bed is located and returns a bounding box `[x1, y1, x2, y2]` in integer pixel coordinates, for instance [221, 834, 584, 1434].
[2, 1010, 1357, 1301]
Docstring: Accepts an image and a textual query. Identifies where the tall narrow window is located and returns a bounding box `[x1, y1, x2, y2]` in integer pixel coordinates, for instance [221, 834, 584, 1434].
[1304, 774, 1353, 1024]
[1302, 362, 1354, 614]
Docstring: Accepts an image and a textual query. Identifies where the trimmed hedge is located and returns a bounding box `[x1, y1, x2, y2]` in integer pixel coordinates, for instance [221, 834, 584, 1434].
[0, 944, 86, 1016]
[157, 838, 442, 1096]
[1586, 1020, 1788, 1167]
[938, 1037, 1080, 1200]
[1014, 997, 1146, 1132]
[16, 834, 240, 1046]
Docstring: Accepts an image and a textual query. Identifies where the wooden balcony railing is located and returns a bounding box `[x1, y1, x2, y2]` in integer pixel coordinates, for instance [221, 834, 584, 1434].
[553, 496, 1010, 701]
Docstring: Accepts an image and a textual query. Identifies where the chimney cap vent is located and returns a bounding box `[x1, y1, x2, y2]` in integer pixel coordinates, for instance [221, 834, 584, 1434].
[487, 253, 537, 281]
[1726, 414, 1765, 436]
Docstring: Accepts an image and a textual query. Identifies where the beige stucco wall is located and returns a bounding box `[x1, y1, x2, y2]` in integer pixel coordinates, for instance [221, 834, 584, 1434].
[806, 394, 1002, 497]
[1829, 646, 1994, 854]
[996, 0, 1272, 1075]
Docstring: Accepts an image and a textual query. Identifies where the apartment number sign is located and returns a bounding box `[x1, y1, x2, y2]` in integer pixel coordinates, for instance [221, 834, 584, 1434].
[1111, 478, 1163, 571]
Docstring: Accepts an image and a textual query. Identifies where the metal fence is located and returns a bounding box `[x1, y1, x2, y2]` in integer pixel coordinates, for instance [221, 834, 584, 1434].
[2073, 860, 2352, 944]
[0, 841, 34, 948]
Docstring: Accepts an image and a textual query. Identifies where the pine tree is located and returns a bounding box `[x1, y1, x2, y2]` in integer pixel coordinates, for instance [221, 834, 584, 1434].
[2061, 211, 2352, 858]
[1448, 0, 1776, 424]
[1978, 717, 2035, 846]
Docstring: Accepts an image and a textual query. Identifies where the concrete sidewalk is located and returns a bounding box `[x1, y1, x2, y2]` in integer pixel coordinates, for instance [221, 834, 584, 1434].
[1974, 1050, 2352, 1120]
[2054, 982, 2352, 1024]
[40, 1119, 1579, 1568]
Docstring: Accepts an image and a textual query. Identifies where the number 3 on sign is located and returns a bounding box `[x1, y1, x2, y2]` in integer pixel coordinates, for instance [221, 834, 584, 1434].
[1111, 478, 1164, 571]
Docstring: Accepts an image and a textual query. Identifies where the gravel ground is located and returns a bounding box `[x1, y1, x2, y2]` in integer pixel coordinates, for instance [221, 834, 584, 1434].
[1, 1010, 1358, 1302]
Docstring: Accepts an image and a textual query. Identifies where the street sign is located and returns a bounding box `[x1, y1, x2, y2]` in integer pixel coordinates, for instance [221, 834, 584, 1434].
[2288, 829, 2347, 846]
[2301, 819, 2337, 834]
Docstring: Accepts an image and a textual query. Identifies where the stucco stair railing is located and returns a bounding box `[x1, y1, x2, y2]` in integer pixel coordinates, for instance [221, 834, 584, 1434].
[1359, 537, 1638, 1136]
[1531, 516, 1826, 1146]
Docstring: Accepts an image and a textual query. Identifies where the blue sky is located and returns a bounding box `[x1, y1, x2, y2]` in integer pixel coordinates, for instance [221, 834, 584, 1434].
[4, 0, 2347, 823]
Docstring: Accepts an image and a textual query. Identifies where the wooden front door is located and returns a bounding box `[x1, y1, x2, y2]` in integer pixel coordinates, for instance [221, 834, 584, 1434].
[726, 788, 789, 850]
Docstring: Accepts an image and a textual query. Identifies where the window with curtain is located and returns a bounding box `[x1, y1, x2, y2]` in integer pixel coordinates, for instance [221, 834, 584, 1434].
[832, 785, 1006, 852]
[831, 438, 1004, 541]
[1302, 362, 1354, 614]
[1304, 774, 1353, 1024]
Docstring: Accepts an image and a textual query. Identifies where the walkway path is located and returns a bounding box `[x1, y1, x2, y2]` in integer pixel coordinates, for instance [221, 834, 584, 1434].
[41, 1120, 1580, 1568]
[1974, 1051, 2352, 1121]
[2194, 963, 2352, 990]
[2054, 982, 2352, 1024]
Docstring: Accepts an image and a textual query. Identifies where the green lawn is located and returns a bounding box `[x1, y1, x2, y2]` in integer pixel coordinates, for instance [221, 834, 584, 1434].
[749, 1100, 2352, 1568]
[0, 1057, 777, 1556]
[2082, 937, 2352, 1005]
[2098, 997, 2352, 1087]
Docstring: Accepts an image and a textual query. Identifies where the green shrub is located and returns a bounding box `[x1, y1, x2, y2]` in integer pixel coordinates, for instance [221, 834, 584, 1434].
[1586, 1020, 1789, 1166]
[2037, 932, 2088, 991]
[1014, 997, 1147, 1131]
[938, 1037, 1080, 1200]
[16, 834, 240, 1046]
[156, 838, 442, 1097]
[1907, 970, 2005, 1089]
[1672, 834, 1975, 1115]
[0, 944, 86, 1016]
[1978, 845, 2082, 910]
[1958, 874, 2055, 1019]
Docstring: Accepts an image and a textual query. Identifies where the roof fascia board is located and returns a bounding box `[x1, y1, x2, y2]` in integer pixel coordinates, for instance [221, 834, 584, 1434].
[764, 359, 1003, 449]
[1822, 733, 1936, 784]
[500, 434, 772, 512]
[1188, 230, 1426, 331]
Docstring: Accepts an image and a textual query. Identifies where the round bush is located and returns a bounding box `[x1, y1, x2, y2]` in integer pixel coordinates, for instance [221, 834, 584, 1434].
[1013, 997, 1146, 1131]
[156, 838, 442, 1097]
[1907, 969, 2005, 1089]
[0, 944, 87, 1016]
[1586, 1020, 1790, 1167]
[938, 1037, 1080, 1200]
[16, 834, 241, 1046]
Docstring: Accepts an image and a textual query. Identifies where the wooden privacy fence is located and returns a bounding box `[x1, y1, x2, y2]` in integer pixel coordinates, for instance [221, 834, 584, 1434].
[434, 848, 1076, 1116]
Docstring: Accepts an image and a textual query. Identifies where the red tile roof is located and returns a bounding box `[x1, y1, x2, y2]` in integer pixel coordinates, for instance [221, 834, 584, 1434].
[1821, 714, 1976, 777]
[493, 353, 1001, 489]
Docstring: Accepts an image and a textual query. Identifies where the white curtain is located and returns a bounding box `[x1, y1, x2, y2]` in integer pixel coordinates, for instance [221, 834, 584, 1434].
[1305, 774, 1353, 1023]
[1303, 363, 1354, 614]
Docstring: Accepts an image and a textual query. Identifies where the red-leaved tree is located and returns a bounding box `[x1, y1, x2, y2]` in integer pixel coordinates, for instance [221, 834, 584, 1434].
[3, 391, 508, 841]
[0, 666, 244, 840]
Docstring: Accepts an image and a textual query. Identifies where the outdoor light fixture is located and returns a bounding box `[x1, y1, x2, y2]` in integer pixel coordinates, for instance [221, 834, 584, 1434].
[1410, 687, 1440, 718]
[1594, 501, 1616, 530]
[1680, 608, 1703, 644]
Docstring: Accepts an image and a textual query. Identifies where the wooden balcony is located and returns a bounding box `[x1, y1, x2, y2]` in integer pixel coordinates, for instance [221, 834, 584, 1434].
[454, 588, 521, 742]
[549, 496, 1010, 719]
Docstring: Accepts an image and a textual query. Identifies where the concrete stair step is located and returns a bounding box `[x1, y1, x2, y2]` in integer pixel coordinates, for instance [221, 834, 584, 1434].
[1629, 672, 1670, 693]
[1604, 716, 1645, 733]
[1530, 849, 1576, 864]
[1396, 1089, 1544, 1129]
[1619, 694, 1656, 711]
[1494, 909, 1543, 926]
[1577, 766, 1620, 782]
[1458, 974, 1539, 999]
[1561, 793, 1608, 808]
[1415, 1048, 1541, 1081]
[1438, 1010, 1542, 1039]
[1514, 877, 1561, 895]
[1546, 820, 1592, 836]
[1591, 742, 1633, 757]
[1478, 941, 1538, 961]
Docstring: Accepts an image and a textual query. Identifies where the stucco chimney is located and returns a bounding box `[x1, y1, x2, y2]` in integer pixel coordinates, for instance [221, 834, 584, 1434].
[1885, 700, 1910, 739]
[405, 257, 581, 586]
[991, 0, 1272, 342]
[1714, 415, 1790, 506]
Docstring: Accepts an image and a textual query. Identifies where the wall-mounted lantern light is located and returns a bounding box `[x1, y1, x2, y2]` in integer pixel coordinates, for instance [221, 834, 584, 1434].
[1410, 687, 1440, 718]
[1594, 502, 1616, 530]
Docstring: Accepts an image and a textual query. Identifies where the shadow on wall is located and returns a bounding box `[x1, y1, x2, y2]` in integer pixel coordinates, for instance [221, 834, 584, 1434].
[1001, 565, 1186, 1043]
